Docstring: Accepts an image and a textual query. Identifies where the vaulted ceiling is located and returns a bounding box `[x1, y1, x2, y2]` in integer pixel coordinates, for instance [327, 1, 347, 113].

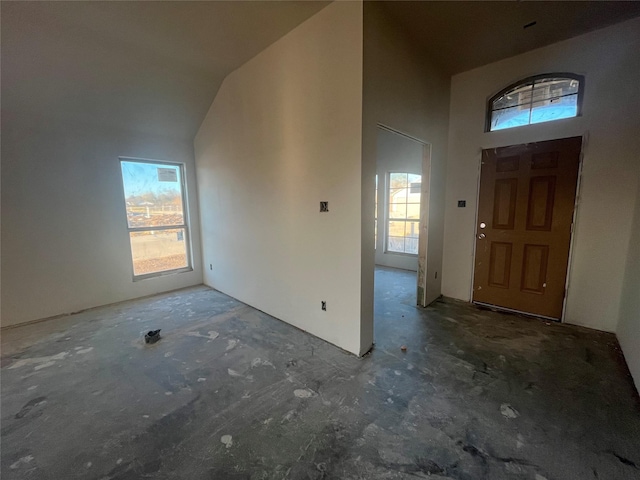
[3, 1, 639, 142]
[1, 1, 329, 140]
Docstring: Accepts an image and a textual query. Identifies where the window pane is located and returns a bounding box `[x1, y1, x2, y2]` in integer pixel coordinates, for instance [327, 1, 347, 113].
[386, 172, 422, 255]
[490, 106, 531, 131]
[405, 236, 419, 255]
[374, 175, 378, 219]
[489, 76, 581, 131]
[388, 220, 420, 254]
[374, 175, 378, 250]
[407, 173, 421, 185]
[406, 203, 421, 220]
[373, 175, 378, 218]
[388, 221, 406, 238]
[493, 82, 533, 110]
[532, 78, 579, 103]
[121, 161, 184, 228]
[389, 203, 407, 219]
[389, 187, 408, 205]
[530, 94, 578, 125]
[130, 228, 188, 276]
[389, 173, 408, 188]
[408, 175, 421, 218]
[405, 221, 419, 238]
[388, 236, 405, 253]
[374, 219, 377, 248]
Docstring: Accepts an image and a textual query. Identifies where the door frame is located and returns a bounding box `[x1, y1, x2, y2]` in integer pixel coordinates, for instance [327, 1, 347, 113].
[469, 133, 588, 322]
[375, 123, 433, 307]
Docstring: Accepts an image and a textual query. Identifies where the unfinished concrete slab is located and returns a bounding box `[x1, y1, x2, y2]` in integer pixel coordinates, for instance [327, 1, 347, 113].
[2, 268, 639, 479]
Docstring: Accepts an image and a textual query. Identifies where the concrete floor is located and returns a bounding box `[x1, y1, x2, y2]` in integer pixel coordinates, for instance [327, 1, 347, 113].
[2, 267, 639, 479]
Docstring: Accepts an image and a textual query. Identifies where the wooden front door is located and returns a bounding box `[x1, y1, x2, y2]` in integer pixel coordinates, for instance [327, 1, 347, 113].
[472, 136, 581, 319]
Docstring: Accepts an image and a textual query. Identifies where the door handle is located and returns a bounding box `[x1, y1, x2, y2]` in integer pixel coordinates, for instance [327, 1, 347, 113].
[478, 233, 486, 239]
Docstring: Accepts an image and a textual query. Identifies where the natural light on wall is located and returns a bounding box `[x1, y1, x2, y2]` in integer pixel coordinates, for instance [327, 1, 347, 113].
[120, 159, 191, 278]
[487, 74, 583, 132]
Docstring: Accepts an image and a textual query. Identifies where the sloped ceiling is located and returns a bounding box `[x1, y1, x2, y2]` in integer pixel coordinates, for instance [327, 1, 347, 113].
[1, 1, 330, 140]
[3, 1, 640, 142]
[381, 1, 640, 75]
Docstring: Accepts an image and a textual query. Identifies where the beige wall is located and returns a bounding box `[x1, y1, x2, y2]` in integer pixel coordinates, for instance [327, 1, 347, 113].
[1, 117, 204, 327]
[442, 18, 640, 332]
[617, 184, 640, 392]
[1, 10, 204, 326]
[362, 2, 450, 346]
[195, 2, 365, 355]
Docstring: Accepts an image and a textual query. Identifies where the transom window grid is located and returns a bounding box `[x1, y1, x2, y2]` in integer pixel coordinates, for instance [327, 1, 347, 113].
[120, 159, 192, 279]
[487, 74, 584, 132]
[387, 172, 421, 255]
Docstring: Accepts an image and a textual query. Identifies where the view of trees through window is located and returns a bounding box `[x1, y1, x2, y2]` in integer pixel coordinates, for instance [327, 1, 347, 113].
[387, 172, 421, 255]
[120, 160, 190, 277]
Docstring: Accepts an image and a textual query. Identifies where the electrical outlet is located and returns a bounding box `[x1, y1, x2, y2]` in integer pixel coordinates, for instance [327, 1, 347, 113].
[210, 264, 213, 270]
[321, 301, 327, 311]
[320, 201, 329, 212]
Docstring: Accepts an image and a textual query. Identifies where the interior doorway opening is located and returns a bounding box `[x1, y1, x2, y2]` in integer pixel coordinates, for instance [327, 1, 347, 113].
[373, 125, 432, 342]
[374, 127, 426, 272]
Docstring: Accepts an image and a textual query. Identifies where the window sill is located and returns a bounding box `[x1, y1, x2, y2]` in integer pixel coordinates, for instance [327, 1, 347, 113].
[132, 266, 193, 282]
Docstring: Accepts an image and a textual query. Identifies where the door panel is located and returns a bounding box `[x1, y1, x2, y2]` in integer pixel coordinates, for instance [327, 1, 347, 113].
[520, 244, 549, 294]
[493, 179, 518, 229]
[526, 176, 556, 230]
[473, 137, 581, 319]
[488, 242, 512, 288]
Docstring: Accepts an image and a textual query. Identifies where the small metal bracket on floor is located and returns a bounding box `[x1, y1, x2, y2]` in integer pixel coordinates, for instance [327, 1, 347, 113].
[144, 329, 162, 344]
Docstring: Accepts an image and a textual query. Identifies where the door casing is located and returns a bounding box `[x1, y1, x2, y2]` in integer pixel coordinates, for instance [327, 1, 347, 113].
[471, 136, 584, 321]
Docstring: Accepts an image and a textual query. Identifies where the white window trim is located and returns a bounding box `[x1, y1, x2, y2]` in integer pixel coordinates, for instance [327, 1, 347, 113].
[385, 172, 420, 257]
[119, 157, 193, 281]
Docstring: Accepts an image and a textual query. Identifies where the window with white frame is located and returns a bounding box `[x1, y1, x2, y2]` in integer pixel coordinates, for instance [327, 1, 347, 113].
[387, 172, 421, 255]
[120, 159, 191, 278]
[487, 74, 584, 132]
[374, 174, 378, 249]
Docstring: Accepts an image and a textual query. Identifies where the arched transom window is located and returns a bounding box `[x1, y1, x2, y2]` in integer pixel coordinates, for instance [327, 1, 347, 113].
[487, 74, 584, 132]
